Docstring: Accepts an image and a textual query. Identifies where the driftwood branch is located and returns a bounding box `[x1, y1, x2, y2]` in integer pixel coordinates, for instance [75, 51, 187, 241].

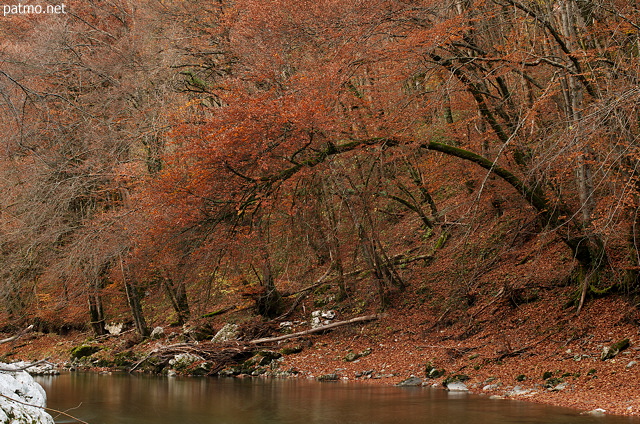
[0, 392, 90, 424]
[250, 314, 383, 344]
[0, 325, 33, 345]
[129, 342, 260, 374]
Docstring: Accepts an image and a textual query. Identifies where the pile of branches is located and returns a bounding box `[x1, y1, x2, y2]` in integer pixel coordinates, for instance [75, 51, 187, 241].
[129, 314, 382, 374]
[130, 341, 272, 374]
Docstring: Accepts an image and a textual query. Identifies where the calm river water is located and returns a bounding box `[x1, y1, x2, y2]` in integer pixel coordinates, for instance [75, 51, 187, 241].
[35, 373, 640, 424]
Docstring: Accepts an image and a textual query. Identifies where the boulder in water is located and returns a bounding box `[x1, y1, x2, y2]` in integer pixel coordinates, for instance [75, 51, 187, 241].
[0, 364, 54, 423]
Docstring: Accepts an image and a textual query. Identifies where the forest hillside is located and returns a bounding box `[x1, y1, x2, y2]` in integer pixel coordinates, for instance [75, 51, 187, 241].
[1, 3, 640, 413]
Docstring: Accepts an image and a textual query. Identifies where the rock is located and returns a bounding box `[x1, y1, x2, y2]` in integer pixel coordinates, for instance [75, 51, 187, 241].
[317, 373, 340, 382]
[11, 361, 59, 376]
[169, 353, 203, 372]
[344, 348, 372, 362]
[396, 376, 423, 386]
[211, 323, 239, 343]
[551, 382, 568, 391]
[255, 350, 282, 366]
[0, 364, 54, 423]
[443, 374, 469, 386]
[279, 322, 294, 334]
[482, 384, 500, 391]
[626, 361, 637, 369]
[279, 346, 303, 355]
[543, 377, 564, 389]
[506, 386, 532, 396]
[105, 322, 124, 335]
[583, 408, 607, 416]
[601, 339, 630, 361]
[183, 323, 216, 341]
[150, 326, 165, 340]
[310, 310, 336, 329]
[445, 381, 469, 392]
[321, 310, 336, 320]
[70, 344, 101, 359]
[425, 363, 445, 379]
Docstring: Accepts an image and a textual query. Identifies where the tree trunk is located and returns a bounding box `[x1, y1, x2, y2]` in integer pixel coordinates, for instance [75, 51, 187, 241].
[255, 256, 283, 319]
[88, 292, 106, 336]
[163, 276, 190, 325]
[119, 255, 149, 337]
[125, 281, 150, 337]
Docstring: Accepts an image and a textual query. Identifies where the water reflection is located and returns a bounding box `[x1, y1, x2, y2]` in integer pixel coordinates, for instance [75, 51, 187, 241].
[35, 373, 640, 424]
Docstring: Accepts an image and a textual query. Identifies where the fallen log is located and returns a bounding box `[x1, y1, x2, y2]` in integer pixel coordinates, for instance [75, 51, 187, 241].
[0, 325, 33, 345]
[249, 314, 383, 344]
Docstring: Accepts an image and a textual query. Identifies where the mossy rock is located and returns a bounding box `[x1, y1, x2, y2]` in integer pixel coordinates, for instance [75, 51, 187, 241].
[544, 377, 564, 388]
[70, 345, 101, 359]
[601, 339, 630, 361]
[256, 350, 282, 366]
[113, 351, 138, 367]
[317, 373, 339, 382]
[92, 359, 113, 367]
[280, 346, 303, 355]
[344, 348, 372, 362]
[443, 374, 469, 386]
[425, 362, 445, 379]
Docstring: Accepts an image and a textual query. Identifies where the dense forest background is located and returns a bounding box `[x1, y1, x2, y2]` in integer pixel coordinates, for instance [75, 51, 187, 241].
[2, 0, 640, 337]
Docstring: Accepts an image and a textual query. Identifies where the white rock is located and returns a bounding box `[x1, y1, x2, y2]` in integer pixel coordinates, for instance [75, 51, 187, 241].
[583, 408, 607, 416]
[551, 382, 568, 391]
[211, 323, 239, 343]
[506, 386, 532, 396]
[11, 361, 59, 376]
[169, 353, 202, 368]
[446, 381, 469, 392]
[105, 322, 124, 335]
[150, 326, 165, 339]
[321, 310, 336, 320]
[310, 310, 336, 329]
[0, 365, 54, 423]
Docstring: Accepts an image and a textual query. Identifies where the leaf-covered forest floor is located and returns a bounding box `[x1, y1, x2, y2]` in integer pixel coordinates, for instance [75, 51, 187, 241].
[2, 191, 640, 417]
[2, 275, 640, 416]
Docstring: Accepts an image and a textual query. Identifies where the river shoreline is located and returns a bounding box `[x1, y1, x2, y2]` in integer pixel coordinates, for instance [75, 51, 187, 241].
[2, 291, 639, 418]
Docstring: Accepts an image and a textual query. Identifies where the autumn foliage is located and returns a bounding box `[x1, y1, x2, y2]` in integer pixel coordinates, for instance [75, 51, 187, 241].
[1, 0, 640, 334]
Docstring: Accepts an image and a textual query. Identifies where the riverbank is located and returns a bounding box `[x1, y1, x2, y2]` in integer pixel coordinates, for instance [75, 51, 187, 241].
[1, 285, 639, 417]
[270, 292, 640, 417]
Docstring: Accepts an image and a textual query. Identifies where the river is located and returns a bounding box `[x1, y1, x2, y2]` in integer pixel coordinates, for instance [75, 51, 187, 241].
[35, 373, 640, 424]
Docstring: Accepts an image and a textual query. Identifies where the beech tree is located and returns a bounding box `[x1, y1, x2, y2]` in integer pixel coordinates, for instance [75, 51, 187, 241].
[142, 0, 640, 313]
[0, 1, 180, 333]
[3, 0, 640, 333]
